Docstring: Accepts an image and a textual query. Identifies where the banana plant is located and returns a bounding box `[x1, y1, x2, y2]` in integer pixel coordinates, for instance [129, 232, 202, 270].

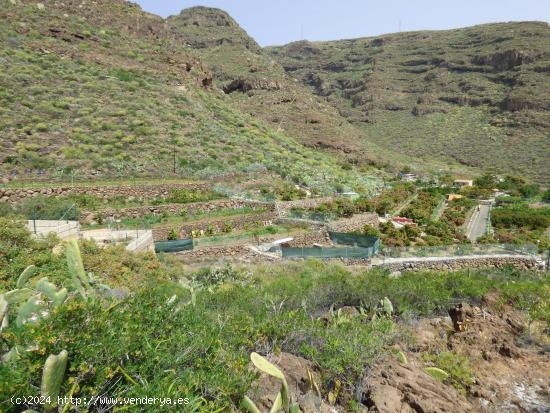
[241, 352, 300, 413]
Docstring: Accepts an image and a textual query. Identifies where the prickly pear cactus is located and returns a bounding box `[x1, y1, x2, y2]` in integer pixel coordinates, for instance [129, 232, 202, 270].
[16, 295, 45, 326]
[245, 352, 300, 413]
[0, 294, 8, 332]
[66, 240, 90, 298]
[41, 350, 68, 412]
[36, 278, 68, 307]
[5, 288, 34, 304]
[381, 297, 394, 317]
[16, 265, 37, 289]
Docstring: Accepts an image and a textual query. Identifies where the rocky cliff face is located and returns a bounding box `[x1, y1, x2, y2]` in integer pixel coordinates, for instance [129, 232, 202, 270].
[267, 22, 550, 183]
[167, 6, 262, 52]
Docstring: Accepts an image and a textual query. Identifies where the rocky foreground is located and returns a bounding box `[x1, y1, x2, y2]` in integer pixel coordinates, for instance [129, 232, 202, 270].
[247, 292, 550, 412]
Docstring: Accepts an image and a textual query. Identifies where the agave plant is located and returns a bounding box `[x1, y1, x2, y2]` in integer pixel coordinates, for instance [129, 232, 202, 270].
[241, 352, 300, 413]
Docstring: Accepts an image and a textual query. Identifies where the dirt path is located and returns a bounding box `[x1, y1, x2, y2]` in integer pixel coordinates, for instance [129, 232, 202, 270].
[392, 192, 418, 216]
[431, 197, 447, 222]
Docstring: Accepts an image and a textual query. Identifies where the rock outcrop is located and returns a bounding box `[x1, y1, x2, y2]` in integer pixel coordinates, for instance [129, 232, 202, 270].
[363, 357, 474, 412]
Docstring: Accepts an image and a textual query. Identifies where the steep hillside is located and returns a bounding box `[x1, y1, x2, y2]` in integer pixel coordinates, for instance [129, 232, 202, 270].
[267, 22, 550, 183]
[167, 7, 377, 159]
[0, 0, 379, 194]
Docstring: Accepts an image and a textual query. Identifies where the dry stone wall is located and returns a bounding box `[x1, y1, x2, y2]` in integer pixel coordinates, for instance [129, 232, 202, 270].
[0, 183, 211, 204]
[329, 213, 379, 233]
[276, 197, 333, 216]
[175, 245, 250, 260]
[83, 199, 273, 222]
[376, 256, 540, 272]
[152, 211, 277, 240]
[286, 230, 331, 247]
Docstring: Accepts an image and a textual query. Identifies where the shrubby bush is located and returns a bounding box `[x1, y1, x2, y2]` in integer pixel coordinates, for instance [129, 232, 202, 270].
[162, 188, 223, 204]
[16, 196, 79, 220]
[491, 206, 550, 230]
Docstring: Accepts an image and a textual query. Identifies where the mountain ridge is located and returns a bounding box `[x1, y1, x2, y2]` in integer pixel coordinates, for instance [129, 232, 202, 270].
[266, 20, 550, 182]
[1, 1, 548, 185]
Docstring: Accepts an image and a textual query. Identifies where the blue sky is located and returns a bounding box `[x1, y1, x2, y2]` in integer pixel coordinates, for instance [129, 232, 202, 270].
[135, 0, 550, 46]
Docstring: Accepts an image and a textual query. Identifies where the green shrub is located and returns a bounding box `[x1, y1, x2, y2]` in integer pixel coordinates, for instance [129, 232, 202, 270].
[0, 202, 14, 217]
[422, 352, 475, 393]
[16, 196, 78, 221]
[167, 228, 178, 240]
[491, 206, 550, 230]
[164, 189, 220, 204]
[206, 225, 215, 236]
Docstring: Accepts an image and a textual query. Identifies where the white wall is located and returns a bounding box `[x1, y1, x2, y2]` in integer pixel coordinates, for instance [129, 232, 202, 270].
[27, 220, 80, 240]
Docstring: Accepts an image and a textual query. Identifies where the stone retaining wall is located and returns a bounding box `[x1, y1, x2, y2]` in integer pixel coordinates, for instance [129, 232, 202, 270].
[276, 197, 333, 216]
[175, 245, 250, 260]
[152, 211, 277, 240]
[329, 213, 379, 233]
[82, 199, 273, 222]
[375, 256, 540, 272]
[286, 230, 331, 247]
[0, 183, 211, 204]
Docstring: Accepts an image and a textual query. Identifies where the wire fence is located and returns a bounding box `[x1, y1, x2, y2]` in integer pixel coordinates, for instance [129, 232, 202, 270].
[381, 243, 539, 258]
[192, 232, 260, 248]
[329, 232, 380, 249]
[281, 232, 380, 260]
[282, 246, 376, 259]
[155, 238, 193, 253]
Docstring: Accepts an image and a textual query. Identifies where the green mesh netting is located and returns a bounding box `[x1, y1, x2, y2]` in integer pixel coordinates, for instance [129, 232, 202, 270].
[154, 238, 193, 253]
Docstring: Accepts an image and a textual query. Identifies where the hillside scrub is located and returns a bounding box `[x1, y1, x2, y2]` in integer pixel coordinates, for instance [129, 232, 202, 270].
[2, 219, 550, 411]
[0, 0, 380, 195]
